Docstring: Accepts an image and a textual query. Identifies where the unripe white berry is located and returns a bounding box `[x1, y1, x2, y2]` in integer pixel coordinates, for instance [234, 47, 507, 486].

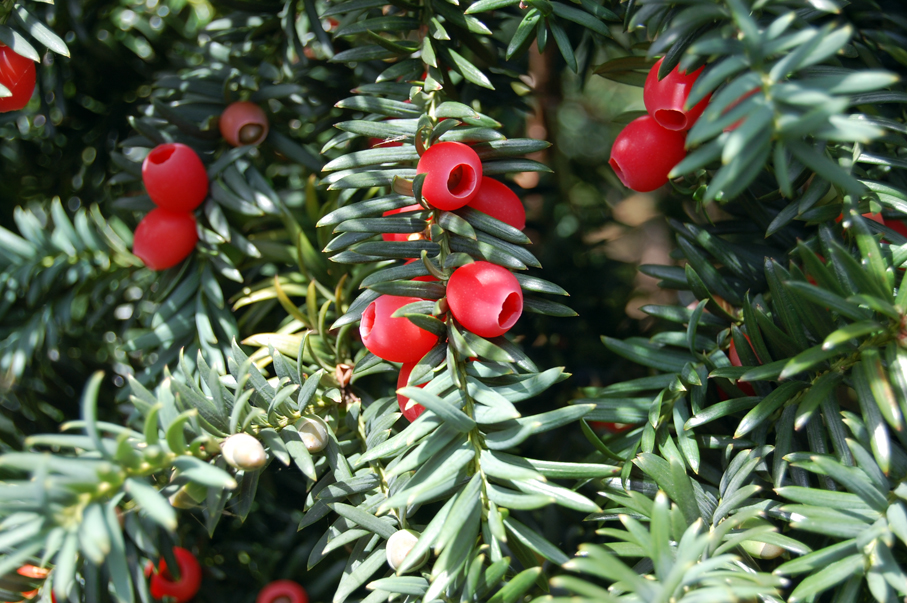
[386, 529, 428, 572]
[297, 418, 328, 453]
[220, 433, 267, 470]
[740, 540, 784, 560]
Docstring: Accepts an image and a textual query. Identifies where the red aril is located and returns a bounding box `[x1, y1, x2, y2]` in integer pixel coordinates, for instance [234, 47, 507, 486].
[644, 58, 710, 131]
[465, 177, 526, 230]
[256, 580, 308, 603]
[447, 261, 523, 338]
[360, 295, 439, 362]
[220, 101, 269, 147]
[382, 204, 425, 242]
[133, 209, 198, 271]
[416, 142, 483, 211]
[0, 44, 36, 113]
[396, 362, 426, 422]
[609, 116, 686, 193]
[728, 336, 756, 397]
[142, 143, 209, 212]
[145, 547, 202, 603]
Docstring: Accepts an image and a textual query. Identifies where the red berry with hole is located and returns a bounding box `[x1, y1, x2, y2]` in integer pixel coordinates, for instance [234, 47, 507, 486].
[360, 295, 439, 362]
[447, 261, 523, 338]
[220, 101, 269, 147]
[397, 362, 426, 422]
[416, 142, 483, 211]
[644, 58, 710, 131]
[382, 204, 425, 242]
[146, 547, 202, 603]
[133, 208, 198, 271]
[609, 116, 686, 193]
[142, 143, 209, 212]
[466, 177, 526, 230]
[728, 336, 756, 397]
[0, 44, 36, 113]
[256, 580, 308, 603]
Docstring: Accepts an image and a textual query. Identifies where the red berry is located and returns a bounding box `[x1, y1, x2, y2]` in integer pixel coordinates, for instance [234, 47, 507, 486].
[889, 219, 907, 238]
[416, 142, 483, 211]
[220, 101, 269, 147]
[141, 143, 209, 212]
[835, 211, 885, 225]
[589, 422, 635, 434]
[360, 295, 440, 362]
[643, 58, 710, 131]
[609, 116, 686, 193]
[397, 362, 426, 422]
[147, 547, 202, 603]
[382, 204, 425, 242]
[133, 208, 198, 271]
[728, 336, 756, 397]
[0, 44, 36, 113]
[723, 89, 759, 132]
[447, 261, 523, 338]
[465, 177, 526, 230]
[403, 259, 438, 283]
[256, 580, 308, 603]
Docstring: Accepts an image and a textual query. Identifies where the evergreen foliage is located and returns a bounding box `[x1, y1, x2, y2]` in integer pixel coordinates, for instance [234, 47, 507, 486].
[1, 0, 907, 602]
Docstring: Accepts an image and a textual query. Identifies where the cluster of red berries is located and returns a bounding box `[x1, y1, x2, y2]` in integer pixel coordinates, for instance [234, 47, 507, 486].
[0, 44, 36, 113]
[132, 101, 270, 271]
[144, 547, 307, 603]
[2, 565, 56, 603]
[609, 58, 712, 193]
[360, 142, 527, 421]
[133, 143, 208, 270]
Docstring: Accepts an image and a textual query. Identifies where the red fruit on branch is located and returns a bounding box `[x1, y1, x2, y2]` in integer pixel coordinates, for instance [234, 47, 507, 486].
[145, 547, 202, 603]
[0, 44, 36, 113]
[397, 362, 426, 422]
[360, 295, 439, 362]
[133, 208, 199, 271]
[142, 143, 209, 212]
[835, 211, 885, 225]
[382, 204, 425, 242]
[728, 336, 757, 397]
[256, 580, 308, 603]
[644, 58, 711, 131]
[416, 141, 483, 211]
[589, 422, 635, 434]
[609, 116, 687, 193]
[889, 219, 907, 238]
[465, 177, 526, 230]
[447, 261, 523, 338]
[219, 101, 269, 147]
[403, 259, 438, 283]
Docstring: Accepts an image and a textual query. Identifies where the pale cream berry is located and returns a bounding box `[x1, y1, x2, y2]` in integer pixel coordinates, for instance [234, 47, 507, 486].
[297, 417, 328, 453]
[741, 540, 784, 560]
[386, 529, 428, 572]
[220, 433, 267, 470]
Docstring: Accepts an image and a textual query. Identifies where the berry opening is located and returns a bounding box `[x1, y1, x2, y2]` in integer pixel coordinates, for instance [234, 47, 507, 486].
[272, 597, 292, 603]
[608, 158, 627, 187]
[447, 164, 477, 197]
[361, 303, 376, 337]
[498, 292, 521, 328]
[148, 145, 176, 164]
[654, 108, 688, 131]
[239, 123, 265, 144]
